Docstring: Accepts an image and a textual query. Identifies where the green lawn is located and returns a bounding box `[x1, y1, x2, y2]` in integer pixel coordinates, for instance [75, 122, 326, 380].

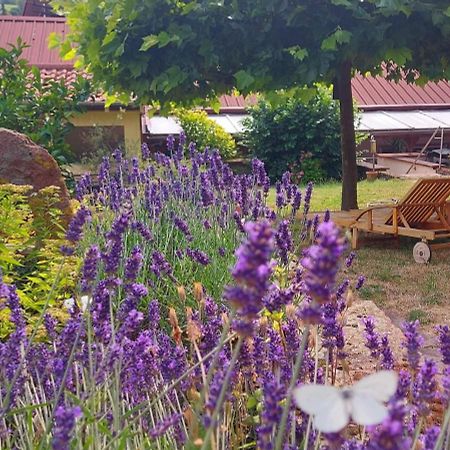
[268, 178, 416, 211]
[270, 177, 450, 340]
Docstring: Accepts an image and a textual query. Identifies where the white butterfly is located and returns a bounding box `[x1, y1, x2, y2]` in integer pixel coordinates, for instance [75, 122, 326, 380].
[63, 295, 91, 313]
[293, 370, 398, 433]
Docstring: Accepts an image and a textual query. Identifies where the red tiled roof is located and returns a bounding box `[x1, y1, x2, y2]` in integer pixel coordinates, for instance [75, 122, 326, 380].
[352, 73, 450, 111]
[217, 94, 258, 109]
[0, 15, 71, 69]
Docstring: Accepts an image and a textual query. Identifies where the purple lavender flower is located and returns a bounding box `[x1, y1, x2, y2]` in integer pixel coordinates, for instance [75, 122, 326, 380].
[131, 221, 153, 241]
[323, 209, 331, 223]
[275, 220, 293, 265]
[437, 325, 450, 365]
[151, 251, 173, 279]
[141, 142, 150, 160]
[366, 402, 411, 450]
[200, 173, 214, 207]
[322, 302, 339, 350]
[117, 309, 144, 339]
[413, 359, 438, 415]
[355, 275, 365, 290]
[186, 248, 210, 266]
[81, 245, 100, 292]
[345, 251, 356, 268]
[64, 206, 91, 246]
[292, 189, 302, 216]
[52, 405, 82, 450]
[148, 299, 160, 332]
[166, 135, 175, 154]
[395, 369, 412, 400]
[124, 246, 143, 281]
[218, 247, 226, 257]
[149, 413, 183, 440]
[257, 376, 284, 449]
[336, 279, 350, 306]
[301, 221, 346, 303]
[263, 285, 294, 313]
[44, 313, 58, 341]
[173, 216, 192, 241]
[224, 221, 274, 335]
[421, 426, 440, 450]
[275, 181, 285, 209]
[402, 320, 424, 372]
[362, 316, 381, 359]
[380, 334, 395, 370]
[303, 181, 313, 215]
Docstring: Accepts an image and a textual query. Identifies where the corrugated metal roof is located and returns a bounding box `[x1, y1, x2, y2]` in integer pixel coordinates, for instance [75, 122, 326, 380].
[352, 73, 450, 111]
[357, 110, 450, 132]
[145, 114, 247, 136]
[0, 15, 71, 68]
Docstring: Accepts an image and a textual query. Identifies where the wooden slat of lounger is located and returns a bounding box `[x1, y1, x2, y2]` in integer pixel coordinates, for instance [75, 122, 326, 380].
[401, 183, 447, 224]
[386, 178, 450, 226]
[408, 181, 450, 224]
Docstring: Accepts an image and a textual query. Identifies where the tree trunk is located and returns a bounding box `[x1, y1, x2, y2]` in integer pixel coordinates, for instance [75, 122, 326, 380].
[337, 60, 358, 210]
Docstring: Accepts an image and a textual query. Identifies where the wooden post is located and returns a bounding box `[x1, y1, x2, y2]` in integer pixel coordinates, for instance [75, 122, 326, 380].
[351, 227, 359, 249]
[367, 209, 373, 231]
[393, 207, 398, 234]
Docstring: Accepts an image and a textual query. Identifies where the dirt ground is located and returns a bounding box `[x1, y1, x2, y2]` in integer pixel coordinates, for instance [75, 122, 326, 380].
[347, 234, 450, 360]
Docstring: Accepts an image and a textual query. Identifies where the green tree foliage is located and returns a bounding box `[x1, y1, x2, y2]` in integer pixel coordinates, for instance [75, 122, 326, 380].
[54, 0, 450, 208]
[0, 41, 91, 167]
[0, 0, 25, 15]
[174, 108, 236, 159]
[244, 87, 341, 182]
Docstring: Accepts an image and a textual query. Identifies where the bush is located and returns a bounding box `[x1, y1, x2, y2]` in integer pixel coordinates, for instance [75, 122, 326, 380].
[0, 184, 79, 337]
[0, 41, 91, 167]
[243, 86, 342, 182]
[174, 108, 237, 159]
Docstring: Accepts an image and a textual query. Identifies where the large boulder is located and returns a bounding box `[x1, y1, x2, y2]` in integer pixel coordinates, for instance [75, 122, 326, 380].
[0, 128, 72, 220]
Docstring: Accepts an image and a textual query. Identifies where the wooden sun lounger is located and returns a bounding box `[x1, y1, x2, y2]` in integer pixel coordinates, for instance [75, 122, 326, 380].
[331, 177, 450, 263]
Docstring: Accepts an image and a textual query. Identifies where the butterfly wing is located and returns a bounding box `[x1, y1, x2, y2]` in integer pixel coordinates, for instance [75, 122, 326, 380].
[313, 396, 350, 433]
[293, 385, 340, 416]
[350, 393, 389, 426]
[352, 370, 398, 402]
[293, 385, 350, 433]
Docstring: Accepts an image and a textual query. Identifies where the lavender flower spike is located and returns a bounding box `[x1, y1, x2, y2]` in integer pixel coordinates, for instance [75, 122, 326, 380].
[52, 405, 82, 450]
[301, 221, 346, 303]
[224, 221, 274, 336]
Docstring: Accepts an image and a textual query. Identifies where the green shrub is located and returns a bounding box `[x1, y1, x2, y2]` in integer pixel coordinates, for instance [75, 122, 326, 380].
[0, 41, 91, 168]
[174, 108, 237, 159]
[0, 185, 79, 337]
[243, 86, 342, 182]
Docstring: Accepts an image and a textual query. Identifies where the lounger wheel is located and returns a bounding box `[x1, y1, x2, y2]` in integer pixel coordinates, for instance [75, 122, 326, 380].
[413, 241, 431, 264]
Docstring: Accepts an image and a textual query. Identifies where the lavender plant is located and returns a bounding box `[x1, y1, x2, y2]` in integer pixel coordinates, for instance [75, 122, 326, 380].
[0, 141, 448, 449]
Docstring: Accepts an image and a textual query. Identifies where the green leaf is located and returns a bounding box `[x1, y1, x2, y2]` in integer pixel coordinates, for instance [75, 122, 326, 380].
[321, 29, 352, 51]
[209, 97, 221, 114]
[287, 46, 308, 61]
[234, 70, 255, 91]
[331, 0, 351, 6]
[114, 42, 125, 57]
[62, 48, 77, 61]
[140, 34, 159, 51]
[385, 47, 412, 66]
[444, 6, 450, 17]
[47, 32, 61, 49]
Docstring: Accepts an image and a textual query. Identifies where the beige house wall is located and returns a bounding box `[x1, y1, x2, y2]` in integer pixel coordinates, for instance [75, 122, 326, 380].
[69, 109, 142, 156]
